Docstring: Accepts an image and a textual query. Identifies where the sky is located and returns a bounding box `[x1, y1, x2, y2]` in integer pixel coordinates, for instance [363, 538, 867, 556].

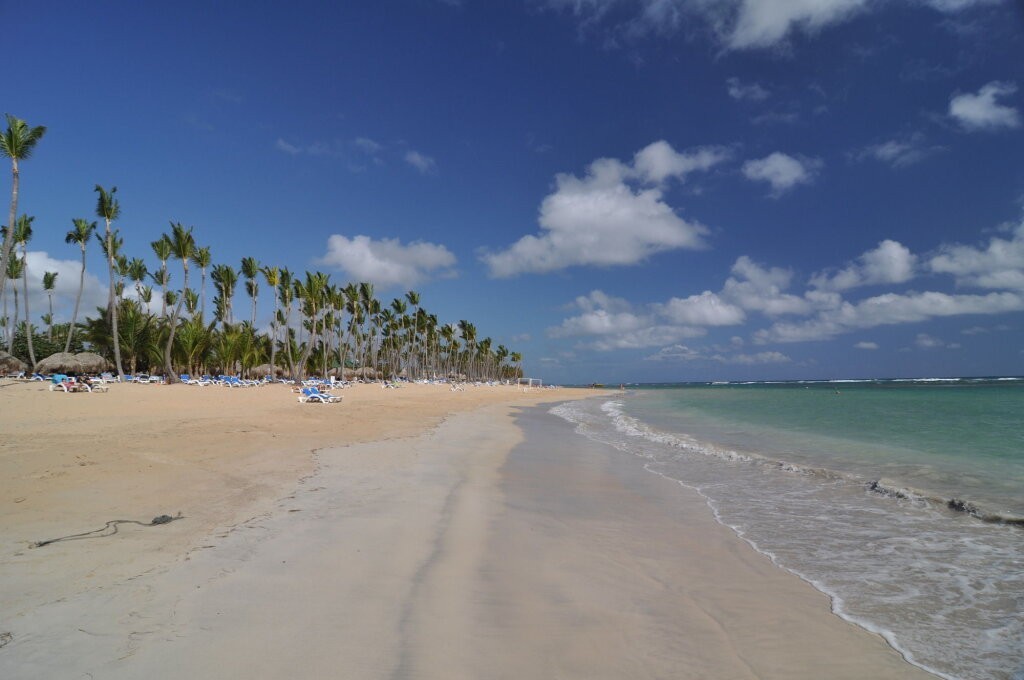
[5, 0, 1024, 383]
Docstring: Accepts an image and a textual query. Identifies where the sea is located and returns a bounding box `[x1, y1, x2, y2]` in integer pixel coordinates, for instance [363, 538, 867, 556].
[551, 378, 1024, 680]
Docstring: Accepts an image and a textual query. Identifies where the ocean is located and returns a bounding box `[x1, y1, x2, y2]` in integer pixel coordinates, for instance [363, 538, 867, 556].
[551, 378, 1024, 680]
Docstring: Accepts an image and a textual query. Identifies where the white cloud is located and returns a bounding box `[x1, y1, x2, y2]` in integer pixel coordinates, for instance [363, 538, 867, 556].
[853, 133, 943, 168]
[721, 256, 815, 316]
[404, 150, 437, 174]
[810, 240, 918, 291]
[929, 218, 1024, 290]
[726, 77, 770, 101]
[915, 333, 960, 349]
[7, 251, 109, 327]
[725, 0, 871, 50]
[949, 82, 1021, 132]
[317, 234, 456, 288]
[542, 0, 1004, 51]
[644, 343, 789, 364]
[632, 141, 732, 184]
[482, 141, 725, 277]
[854, 341, 879, 350]
[354, 137, 382, 154]
[756, 290, 1024, 343]
[645, 343, 704, 361]
[548, 289, 706, 350]
[729, 350, 790, 364]
[657, 291, 746, 326]
[742, 152, 821, 196]
[275, 138, 302, 155]
[925, 0, 1003, 11]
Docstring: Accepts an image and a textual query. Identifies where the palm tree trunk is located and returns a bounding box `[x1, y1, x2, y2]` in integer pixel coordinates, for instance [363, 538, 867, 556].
[269, 288, 278, 373]
[64, 246, 86, 354]
[0, 158, 18, 304]
[20, 243, 36, 367]
[105, 219, 124, 379]
[164, 268, 189, 383]
[10, 288, 19, 354]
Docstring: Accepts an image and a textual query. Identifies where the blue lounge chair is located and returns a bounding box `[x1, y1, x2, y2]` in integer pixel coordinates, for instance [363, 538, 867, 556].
[297, 386, 342, 403]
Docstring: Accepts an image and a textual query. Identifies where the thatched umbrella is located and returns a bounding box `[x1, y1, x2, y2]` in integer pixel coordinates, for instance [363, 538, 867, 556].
[75, 352, 112, 373]
[0, 351, 28, 375]
[35, 352, 84, 374]
[252, 363, 285, 377]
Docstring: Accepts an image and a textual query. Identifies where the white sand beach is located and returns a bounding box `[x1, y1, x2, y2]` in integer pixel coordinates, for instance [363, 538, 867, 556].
[0, 380, 935, 678]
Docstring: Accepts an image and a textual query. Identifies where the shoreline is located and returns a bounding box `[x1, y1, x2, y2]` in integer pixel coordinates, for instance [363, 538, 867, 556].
[1, 385, 935, 678]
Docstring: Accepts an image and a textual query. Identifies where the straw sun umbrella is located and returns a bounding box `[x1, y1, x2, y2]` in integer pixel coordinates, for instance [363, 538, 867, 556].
[74, 352, 112, 374]
[34, 352, 84, 374]
[0, 350, 28, 375]
[252, 363, 285, 377]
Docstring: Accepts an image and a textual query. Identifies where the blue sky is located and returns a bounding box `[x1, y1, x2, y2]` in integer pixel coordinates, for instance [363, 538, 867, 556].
[6, 0, 1024, 383]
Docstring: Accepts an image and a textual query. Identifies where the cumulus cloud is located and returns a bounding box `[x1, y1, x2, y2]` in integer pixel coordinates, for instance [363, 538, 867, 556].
[317, 234, 456, 288]
[742, 152, 821, 196]
[810, 240, 918, 291]
[548, 290, 706, 350]
[949, 82, 1021, 132]
[645, 343, 790, 364]
[755, 290, 1024, 343]
[6, 251, 109, 327]
[482, 141, 727, 277]
[721, 256, 816, 316]
[928, 218, 1024, 290]
[726, 77, 770, 101]
[854, 341, 879, 350]
[404, 150, 437, 174]
[657, 291, 746, 326]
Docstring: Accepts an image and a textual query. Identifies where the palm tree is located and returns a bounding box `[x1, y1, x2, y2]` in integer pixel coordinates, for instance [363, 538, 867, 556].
[95, 184, 125, 379]
[127, 257, 148, 304]
[162, 222, 195, 382]
[277, 268, 295, 377]
[510, 351, 523, 381]
[64, 218, 96, 353]
[151, 235, 172, 318]
[262, 265, 280, 372]
[5, 255, 23, 353]
[294, 271, 328, 379]
[241, 256, 259, 326]
[211, 264, 238, 324]
[0, 115, 46, 303]
[191, 245, 211, 320]
[12, 214, 37, 367]
[42, 271, 57, 340]
[405, 290, 421, 378]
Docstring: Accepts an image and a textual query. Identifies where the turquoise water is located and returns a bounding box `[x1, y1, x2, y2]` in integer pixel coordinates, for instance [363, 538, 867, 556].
[552, 379, 1024, 680]
[633, 379, 1024, 519]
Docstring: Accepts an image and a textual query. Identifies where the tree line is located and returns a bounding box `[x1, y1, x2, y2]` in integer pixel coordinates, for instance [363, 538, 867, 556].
[0, 114, 523, 384]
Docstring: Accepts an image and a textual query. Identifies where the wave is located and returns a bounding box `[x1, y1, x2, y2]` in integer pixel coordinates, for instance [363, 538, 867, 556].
[590, 399, 1024, 530]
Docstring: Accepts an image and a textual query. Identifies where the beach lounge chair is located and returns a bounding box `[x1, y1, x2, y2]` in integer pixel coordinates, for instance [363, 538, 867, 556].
[297, 386, 342, 403]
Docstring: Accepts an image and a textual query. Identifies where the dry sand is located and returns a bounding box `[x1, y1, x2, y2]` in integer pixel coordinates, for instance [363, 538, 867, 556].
[0, 379, 936, 678]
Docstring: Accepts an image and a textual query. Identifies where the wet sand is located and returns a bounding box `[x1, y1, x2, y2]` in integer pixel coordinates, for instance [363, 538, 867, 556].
[0, 382, 935, 678]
